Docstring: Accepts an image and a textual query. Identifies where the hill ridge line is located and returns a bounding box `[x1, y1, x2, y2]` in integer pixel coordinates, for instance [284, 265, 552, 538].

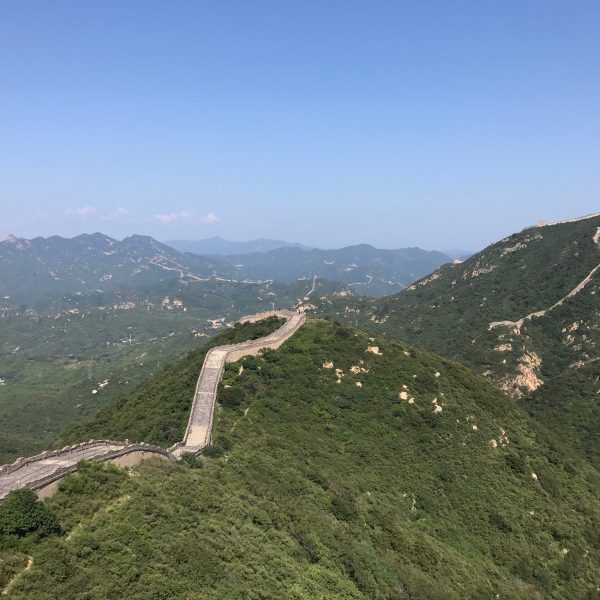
[525, 211, 600, 229]
[0, 310, 305, 501]
[489, 227, 600, 333]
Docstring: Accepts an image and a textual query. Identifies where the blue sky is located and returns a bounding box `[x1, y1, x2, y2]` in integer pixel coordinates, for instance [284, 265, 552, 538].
[1, 1, 599, 250]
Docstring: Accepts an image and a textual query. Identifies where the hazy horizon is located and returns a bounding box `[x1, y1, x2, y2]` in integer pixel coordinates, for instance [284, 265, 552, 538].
[5, 209, 600, 255]
[3, 228, 477, 254]
[2, 2, 599, 250]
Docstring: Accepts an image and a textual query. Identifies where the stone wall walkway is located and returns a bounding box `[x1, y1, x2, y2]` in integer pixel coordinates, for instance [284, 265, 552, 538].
[0, 311, 305, 500]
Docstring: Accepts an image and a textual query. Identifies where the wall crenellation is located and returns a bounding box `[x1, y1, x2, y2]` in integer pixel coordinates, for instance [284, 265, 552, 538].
[0, 311, 306, 501]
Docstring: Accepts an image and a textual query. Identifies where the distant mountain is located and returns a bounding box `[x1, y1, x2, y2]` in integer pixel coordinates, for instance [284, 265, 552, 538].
[443, 248, 475, 260]
[165, 236, 311, 255]
[219, 244, 452, 296]
[0, 234, 452, 302]
[0, 233, 242, 304]
[316, 213, 600, 466]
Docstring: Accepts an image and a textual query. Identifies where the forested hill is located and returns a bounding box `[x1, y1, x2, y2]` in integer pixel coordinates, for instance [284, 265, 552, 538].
[217, 244, 451, 296]
[58, 316, 286, 448]
[4, 318, 600, 598]
[316, 214, 600, 467]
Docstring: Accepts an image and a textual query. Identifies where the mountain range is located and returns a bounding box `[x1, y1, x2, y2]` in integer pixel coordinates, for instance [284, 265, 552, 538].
[0, 233, 238, 305]
[0, 233, 451, 302]
[215, 244, 451, 296]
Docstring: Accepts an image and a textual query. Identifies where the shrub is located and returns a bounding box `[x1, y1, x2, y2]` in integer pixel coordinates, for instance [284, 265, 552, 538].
[0, 488, 61, 537]
[179, 452, 204, 469]
[202, 445, 224, 458]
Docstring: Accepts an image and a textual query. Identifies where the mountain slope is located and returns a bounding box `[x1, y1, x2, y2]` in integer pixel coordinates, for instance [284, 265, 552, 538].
[219, 244, 451, 296]
[316, 214, 600, 466]
[0, 233, 241, 304]
[4, 319, 600, 598]
[0, 277, 340, 464]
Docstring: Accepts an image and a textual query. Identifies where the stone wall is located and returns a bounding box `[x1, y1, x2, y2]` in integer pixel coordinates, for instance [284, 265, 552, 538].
[1, 311, 306, 501]
[176, 311, 305, 453]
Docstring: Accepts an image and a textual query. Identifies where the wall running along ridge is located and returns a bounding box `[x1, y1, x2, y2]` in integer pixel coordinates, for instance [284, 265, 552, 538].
[489, 226, 600, 333]
[0, 310, 305, 501]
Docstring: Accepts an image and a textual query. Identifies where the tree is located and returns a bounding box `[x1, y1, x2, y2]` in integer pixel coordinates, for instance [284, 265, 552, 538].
[0, 488, 61, 537]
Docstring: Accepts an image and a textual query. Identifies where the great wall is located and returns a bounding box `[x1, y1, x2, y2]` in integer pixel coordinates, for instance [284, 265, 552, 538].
[0, 310, 305, 502]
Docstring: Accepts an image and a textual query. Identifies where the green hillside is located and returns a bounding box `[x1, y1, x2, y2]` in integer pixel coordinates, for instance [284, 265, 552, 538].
[59, 316, 285, 447]
[3, 319, 600, 598]
[316, 215, 600, 467]
[0, 276, 338, 464]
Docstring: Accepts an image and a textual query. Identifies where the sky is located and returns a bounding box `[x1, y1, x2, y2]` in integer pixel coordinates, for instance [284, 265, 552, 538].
[1, 1, 599, 251]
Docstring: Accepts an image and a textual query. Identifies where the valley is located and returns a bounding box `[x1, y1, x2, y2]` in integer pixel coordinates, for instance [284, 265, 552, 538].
[0, 312, 304, 501]
[0, 277, 333, 463]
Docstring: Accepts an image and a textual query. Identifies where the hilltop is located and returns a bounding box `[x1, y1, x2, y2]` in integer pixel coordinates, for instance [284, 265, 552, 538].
[316, 214, 600, 466]
[2, 319, 600, 598]
[58, 316, 287, 448]
[0, 277, 337, 464]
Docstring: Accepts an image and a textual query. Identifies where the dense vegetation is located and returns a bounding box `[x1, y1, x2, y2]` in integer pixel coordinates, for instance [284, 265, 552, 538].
[0, 488, 60, 538]
[0, 273, 331, 463]
[3, 319, 600, 598]
[317, 216, 600, 467]
[60, 316, 285, 447]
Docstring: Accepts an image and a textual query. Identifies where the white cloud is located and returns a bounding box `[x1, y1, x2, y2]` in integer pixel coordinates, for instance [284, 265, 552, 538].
[66, 206, 96, 219]
[154, 210, 193, 224]
[201, 211, 219, 224]
[101, 207, 131, 221]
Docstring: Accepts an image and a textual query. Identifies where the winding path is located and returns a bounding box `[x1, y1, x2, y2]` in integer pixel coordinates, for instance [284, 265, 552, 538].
[0, 310, 305, 501]
[1, 555, 32, 595]
[489, 226, 600, 333]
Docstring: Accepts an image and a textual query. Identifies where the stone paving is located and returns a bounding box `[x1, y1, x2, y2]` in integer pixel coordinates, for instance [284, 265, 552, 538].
[0, 443, 129, 500]
[174, 310, 306, 455]
[0, 311, 306, 498]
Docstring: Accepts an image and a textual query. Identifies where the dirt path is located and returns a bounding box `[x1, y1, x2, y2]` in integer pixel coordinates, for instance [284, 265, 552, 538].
[2, 556, 33, 596]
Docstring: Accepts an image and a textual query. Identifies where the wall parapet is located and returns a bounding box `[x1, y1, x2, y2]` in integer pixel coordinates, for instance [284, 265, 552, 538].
[0, 311, 306, 500]
[178, 311, 305, 451]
